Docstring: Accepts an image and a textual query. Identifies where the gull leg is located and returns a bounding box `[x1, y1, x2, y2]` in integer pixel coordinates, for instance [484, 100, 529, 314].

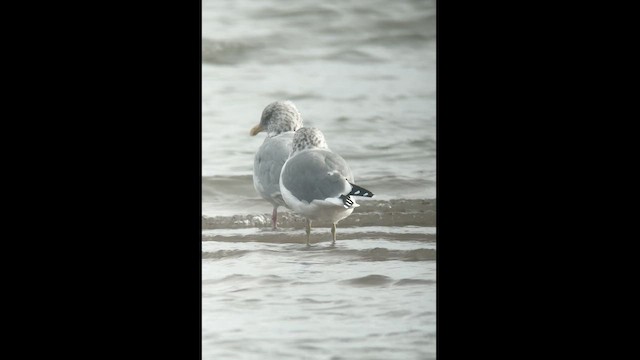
[305, 218, 312, 246]
[272, 206, 278, 231]
[331, 223, 337, 246]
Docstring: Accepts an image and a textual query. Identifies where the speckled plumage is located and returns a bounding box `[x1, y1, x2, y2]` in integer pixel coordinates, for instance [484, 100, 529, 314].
[290, 126, 329, 154]
[250, 100, 303, 230]
[259, 100, 303, 136]
[280, 127, 374, 246]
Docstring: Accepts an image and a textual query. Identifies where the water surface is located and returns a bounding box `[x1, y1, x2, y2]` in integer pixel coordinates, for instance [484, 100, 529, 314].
[202, 0, 436, 358]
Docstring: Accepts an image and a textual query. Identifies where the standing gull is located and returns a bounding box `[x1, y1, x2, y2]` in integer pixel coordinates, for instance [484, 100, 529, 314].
[280, 127, 374, 246]
[250, 100, 303, 230]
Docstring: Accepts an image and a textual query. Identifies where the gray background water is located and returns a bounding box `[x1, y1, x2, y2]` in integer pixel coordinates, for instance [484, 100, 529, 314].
[203, 0, 436, 358]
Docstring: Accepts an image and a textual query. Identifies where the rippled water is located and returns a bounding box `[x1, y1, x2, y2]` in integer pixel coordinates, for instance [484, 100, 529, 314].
[203, 233, 436, 360]
[202, 0, 436, 358]
[202, 0, 436, 193]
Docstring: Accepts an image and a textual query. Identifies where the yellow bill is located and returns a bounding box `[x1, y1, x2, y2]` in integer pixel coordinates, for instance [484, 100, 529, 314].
[250, 124, 264, 136]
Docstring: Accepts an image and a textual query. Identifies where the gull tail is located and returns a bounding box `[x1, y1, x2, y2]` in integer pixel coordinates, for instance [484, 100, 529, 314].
[348, 183, 374, 198]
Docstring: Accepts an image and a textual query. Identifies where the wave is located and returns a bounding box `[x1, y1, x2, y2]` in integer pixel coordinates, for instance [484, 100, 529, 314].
[202, 198, 435, 229]
[202, 247, 435, 262]
[202, 250, 252, 260]
[249, 5, 342, 21]
[201, 36, 289, 65]
[202, 38, 259, 65]
[322, 49, 385, 64]
[340, 274, 393, 286]
[203, 273, 435, 288]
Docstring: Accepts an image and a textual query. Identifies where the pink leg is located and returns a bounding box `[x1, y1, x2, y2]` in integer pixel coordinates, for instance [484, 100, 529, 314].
[272, 207, 278, 230]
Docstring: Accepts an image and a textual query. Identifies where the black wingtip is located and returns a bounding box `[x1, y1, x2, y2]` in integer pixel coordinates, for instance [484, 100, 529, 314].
[339, 194, 354, 208]
[348, 183, 374, 197]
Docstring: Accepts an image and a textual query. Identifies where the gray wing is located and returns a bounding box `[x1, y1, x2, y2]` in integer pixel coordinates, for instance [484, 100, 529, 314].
[253, 133, 293, 205]
[281, 149, 354, 203]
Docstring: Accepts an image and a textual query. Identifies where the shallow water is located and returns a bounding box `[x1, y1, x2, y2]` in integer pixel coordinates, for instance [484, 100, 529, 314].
[203, 203, 436, 360]
[203, 233, 436, 360]
[202, 0, 436, 194]
[202, 0, 436, 358]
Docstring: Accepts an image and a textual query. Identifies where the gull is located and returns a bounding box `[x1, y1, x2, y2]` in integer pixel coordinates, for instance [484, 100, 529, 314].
[279, 127, 374, 246]
[250, 100, 303, 230]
